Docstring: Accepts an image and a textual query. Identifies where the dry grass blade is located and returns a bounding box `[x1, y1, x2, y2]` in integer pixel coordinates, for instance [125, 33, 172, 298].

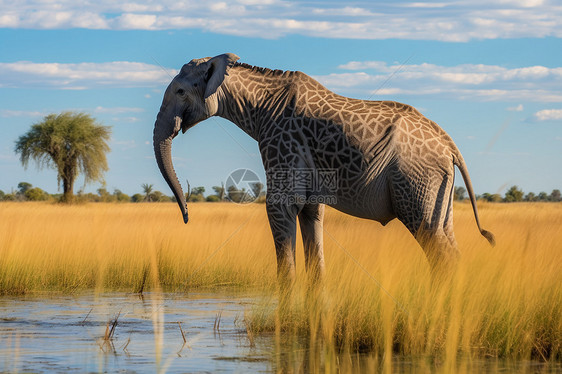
[178, 322, 187, 343]
[103, 322, 111, 341]
[244, 318, 255, 348]
[136, 265, 150, 295]
[121, 336, 131, 352]
[81, 308, 93, 326]
[214, 311, 223, 332]
[104, 310, 121, 341]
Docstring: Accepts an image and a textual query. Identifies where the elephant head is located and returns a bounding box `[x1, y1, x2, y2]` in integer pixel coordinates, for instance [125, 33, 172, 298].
[153, 53, 240, 223]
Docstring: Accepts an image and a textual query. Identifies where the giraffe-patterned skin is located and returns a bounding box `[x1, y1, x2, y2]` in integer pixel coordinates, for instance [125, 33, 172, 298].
[153, 53, 495, 284]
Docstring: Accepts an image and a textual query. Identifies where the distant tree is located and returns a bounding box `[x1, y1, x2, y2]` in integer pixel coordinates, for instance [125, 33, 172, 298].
[142, 183, 153, 202]
[0, 190, 4, 201]
[113, 189, 130, 203]
[188, 186, 205, 202]
[251, 182, 264, 200]
[227, 185, 244, 203]
[453, 186, 466, 201]
[25, 187, 49, 201]
[504, 185, 524, 202]
[131, 193, 144, 202]
[76, 192, 98, 202]
[14, 112, 111, 203]
[150, 190, 163, 202]
[17, 182, 33, 196]
[490, 194, 502, 202]
[189, 187, 202, 201]
[188, 194, 205, 202]
[97, 187, 115, 202]
[480, 192, 502, 202]
[524, 192, 537, 202]
[227, 185, 257, 203]
[191, 186, 205, 196]
[537, 192, 549, 201]
[212, 184, 226, 201]
[550, 189, 561, 202]
[149, 190, 171, 202]
[14, 182, 33, 201]
[2, 192, 16, 201]
[206, 195, 220, 202]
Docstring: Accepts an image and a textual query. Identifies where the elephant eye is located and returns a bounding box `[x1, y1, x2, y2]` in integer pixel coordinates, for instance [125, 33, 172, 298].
[176, 88, 185, 96]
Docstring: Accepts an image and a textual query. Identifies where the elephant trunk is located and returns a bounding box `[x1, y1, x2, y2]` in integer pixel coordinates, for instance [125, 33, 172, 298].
[153, 116, 188, 223]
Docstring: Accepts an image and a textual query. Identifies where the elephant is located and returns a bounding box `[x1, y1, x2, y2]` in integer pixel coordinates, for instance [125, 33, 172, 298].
[153, 53, 495, 285]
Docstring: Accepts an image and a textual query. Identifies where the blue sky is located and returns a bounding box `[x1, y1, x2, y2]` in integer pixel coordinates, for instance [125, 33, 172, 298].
[1, 0, 561, 197]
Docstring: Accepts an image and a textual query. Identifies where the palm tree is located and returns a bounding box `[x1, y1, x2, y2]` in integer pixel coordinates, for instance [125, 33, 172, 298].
[141, 183, 153, 202]
[14, 112, 111, 203]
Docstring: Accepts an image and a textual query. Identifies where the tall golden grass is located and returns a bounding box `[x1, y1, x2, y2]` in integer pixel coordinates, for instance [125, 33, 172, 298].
[0, 201, 560, 362]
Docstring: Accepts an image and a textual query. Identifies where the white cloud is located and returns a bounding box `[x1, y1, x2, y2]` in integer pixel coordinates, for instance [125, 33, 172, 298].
[0, 109, 47, 118]
[4, 57, 560, 104]
[116, 13, 157, 29]
[112, 139, 137, 150]
[0, 107, 144, 118]
[499, 0, 544, 7]
[507, 104, 524, 111]
[120, 3, 163, 13]
[237, 0, 278, 5]
[401, 2, 449, 8]
[314, 61, 562, 102]
[113, 116, 141, 123]
[0, 61, 177, 89]
[534, 109, 562, 121]
[311, 7, 381, 17]
[1, 0, 561, 41]
[94, 106, 144, 114]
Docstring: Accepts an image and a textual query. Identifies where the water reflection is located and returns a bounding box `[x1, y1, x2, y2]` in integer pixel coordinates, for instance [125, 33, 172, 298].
[0, 292, 267, 373]
[0, 292, 559, 373]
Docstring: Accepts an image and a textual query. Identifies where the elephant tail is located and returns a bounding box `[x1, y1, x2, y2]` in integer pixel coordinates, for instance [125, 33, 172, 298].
[453, 152, 496, 247]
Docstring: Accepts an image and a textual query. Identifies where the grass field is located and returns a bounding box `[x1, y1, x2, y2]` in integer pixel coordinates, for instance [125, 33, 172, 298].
[0, 201, 560, 363]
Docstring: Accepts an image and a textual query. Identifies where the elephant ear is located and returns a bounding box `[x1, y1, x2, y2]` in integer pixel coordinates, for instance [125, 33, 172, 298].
[203, 53, 240, 100]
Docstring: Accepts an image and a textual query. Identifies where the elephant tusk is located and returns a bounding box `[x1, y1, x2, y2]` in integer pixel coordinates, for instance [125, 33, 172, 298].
[174, 116, 182, 135]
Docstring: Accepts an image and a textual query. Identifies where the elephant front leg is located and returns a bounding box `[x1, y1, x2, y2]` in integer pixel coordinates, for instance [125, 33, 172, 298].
[266, 201, 299, 288]
[298, 203, 325, 284]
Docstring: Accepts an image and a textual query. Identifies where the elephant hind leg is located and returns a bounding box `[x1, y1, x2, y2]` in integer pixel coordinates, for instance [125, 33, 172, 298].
[391, 170, 460, 272]
[414, 221, 460, 272]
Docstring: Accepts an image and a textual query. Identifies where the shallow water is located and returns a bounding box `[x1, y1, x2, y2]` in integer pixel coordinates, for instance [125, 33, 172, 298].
[0, 292, 560, 373]
[0, 291, 275, 373]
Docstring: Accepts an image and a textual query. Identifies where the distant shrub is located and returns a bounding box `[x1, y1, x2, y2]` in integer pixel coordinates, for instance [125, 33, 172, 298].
[150, 191, 172, 202]
[25, 187, 50, 201]
[2, 193, 16, 201]
[113, 189, 130, 203]
[189, 194, 205, 202]
[131, 193, 144, 202]
[504, 185, 524, 202]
